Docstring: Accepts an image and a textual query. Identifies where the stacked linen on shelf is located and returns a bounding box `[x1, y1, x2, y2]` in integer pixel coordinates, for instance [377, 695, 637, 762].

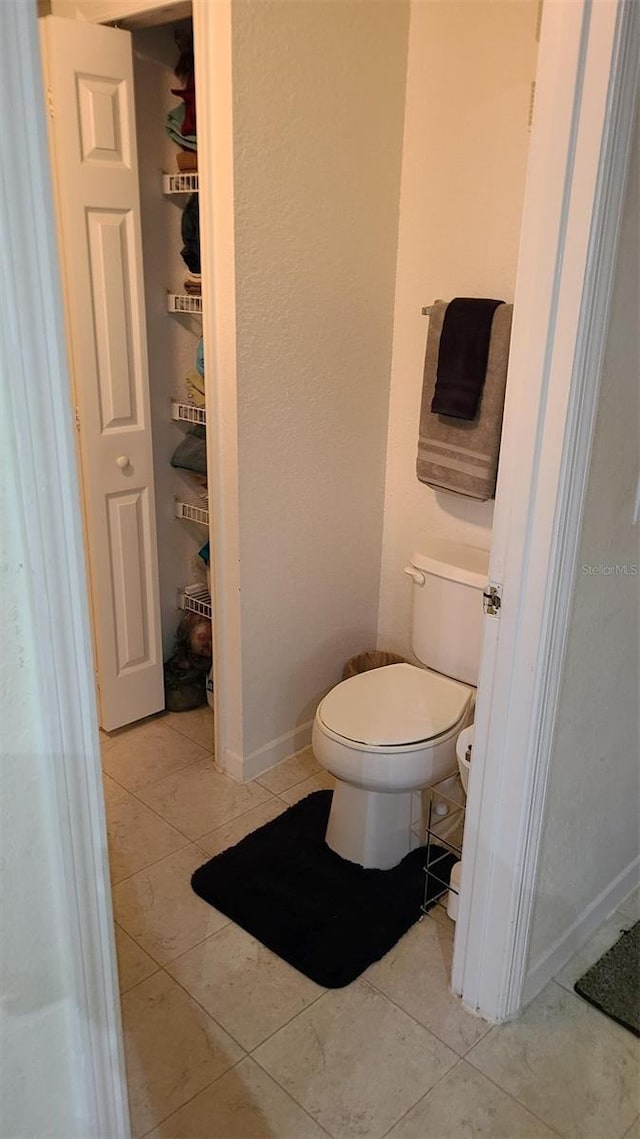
[185, 337, 205, 406]
[166, 102, 197, 152]
[183, 273, 201, 296]
[184, 370, 205, 407]
[180, 194, 200, 275]
[170, 424, 206, 475]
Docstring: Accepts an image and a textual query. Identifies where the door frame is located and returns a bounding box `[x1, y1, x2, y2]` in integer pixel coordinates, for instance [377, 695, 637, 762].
[8, 0, 637, 1130]
[452, 0, 639, 1018]
[2, 3, 130, 1135]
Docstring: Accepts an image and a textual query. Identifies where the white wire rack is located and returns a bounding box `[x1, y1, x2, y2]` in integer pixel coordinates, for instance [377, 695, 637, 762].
[178, 584, 212, 620]
[162, 172, 199, 195]
[421, 777, 465, 916]
[171, 400, 206, 426]
[167, 293, 202, 315]
[175, 499, 209, 526]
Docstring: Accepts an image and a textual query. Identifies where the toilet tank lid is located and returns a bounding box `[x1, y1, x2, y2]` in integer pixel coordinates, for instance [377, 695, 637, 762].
[409, 540, 489, 589]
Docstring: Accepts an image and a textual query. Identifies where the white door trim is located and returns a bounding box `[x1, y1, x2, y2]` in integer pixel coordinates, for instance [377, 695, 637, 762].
[452, 0, 640, 1020]
[193, 0, 245, 778]
[13, 8, 636, 1133]
[2, 3, 130, 1135]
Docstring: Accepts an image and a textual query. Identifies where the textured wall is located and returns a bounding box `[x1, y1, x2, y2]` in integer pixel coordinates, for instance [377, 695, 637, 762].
[377, 0, 539, 656]
[527, 112, 640, 969]
[0, 488, 84, 1139]
[232, 0, 410, 765]
[0, 213, 86, 1139]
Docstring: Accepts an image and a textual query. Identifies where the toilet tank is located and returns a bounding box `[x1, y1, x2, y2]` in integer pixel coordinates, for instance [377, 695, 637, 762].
[407, 540, 489, 686]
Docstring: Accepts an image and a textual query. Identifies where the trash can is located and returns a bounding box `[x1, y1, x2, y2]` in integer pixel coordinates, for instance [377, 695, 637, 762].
[342, 650, 407, 681]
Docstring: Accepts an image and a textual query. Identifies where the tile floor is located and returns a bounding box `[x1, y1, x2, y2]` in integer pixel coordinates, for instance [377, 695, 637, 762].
[102, 711, 640, 1139]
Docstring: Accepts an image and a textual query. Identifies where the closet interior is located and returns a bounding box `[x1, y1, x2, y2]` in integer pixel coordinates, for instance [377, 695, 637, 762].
[131, 9, 214, 715]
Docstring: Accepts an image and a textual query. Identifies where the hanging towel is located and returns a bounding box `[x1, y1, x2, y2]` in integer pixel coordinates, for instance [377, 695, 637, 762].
[431, 297, 504, 420]
[417, 300, 513, 500]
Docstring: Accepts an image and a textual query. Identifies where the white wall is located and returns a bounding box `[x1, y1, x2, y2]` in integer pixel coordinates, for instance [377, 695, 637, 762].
[526, 107, 639, 976]
[0, 485, 85, 1138]
[1, 5, 126, 1135]
[231, 0, 410, 771]
[377, 0, 539, 656]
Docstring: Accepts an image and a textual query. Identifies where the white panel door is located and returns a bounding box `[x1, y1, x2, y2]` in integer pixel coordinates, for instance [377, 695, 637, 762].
[41, 16, 164, 730]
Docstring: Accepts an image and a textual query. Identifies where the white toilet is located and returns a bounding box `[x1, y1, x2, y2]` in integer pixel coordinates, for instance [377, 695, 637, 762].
[312, 539, 489, 869]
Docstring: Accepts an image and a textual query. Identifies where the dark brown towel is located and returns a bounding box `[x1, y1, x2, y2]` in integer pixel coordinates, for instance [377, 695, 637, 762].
[431, 297, 505, 420]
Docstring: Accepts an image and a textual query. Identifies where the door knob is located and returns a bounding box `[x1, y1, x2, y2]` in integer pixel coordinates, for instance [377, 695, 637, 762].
[116, 455, 130, 470]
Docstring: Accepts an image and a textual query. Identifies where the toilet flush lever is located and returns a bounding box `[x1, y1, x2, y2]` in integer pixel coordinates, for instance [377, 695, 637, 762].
[404, 565, 426, 586]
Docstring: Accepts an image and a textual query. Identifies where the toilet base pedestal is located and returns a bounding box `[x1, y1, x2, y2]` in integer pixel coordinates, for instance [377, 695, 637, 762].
[325, 779, 414, 869]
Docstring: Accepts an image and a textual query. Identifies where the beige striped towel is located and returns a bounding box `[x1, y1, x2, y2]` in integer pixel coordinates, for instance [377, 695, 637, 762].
[416, 300, 513, 500]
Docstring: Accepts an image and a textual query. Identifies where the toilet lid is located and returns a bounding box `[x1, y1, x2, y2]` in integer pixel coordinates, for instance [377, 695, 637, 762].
[318, 663, 472, 746]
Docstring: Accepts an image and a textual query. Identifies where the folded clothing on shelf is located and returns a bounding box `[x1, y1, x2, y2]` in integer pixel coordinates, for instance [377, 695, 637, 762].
[176, 150, 197, 173]
[171, 424, 207, 475]
[181, 194, 200, 274]
[166, 102, 197, 152]
[171, 75, 196, 137]
[185, 370, 205, 407]
[184, 274, 201, 296]
[196, 338, 205, 377]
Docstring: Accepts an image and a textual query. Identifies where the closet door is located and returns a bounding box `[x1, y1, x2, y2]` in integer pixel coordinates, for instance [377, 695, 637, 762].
[41, 16, 164, 731]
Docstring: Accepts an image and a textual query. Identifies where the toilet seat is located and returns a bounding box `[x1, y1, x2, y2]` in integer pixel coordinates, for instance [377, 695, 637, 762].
[313, 663, 475, 867]
[317, 663, 473, 748]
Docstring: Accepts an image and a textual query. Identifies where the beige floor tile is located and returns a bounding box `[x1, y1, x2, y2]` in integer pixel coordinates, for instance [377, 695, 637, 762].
[386, 1059, 559, 1139]
[102, 718, 206, 794]
[468, 981, 640, 1139]
[619, 884, 640, 922]
[197, 797, 289, 858]
[167, 923, 325, 1050]
[426, 899, 457, 931]
[624, 1118, 640, 1139]
[114, 924, 159, 993]
[554, 908, 635, 992]
[147, 1056, 327, 1139]
[121, 971, 244, 1138]
[256, 747, 321, 795]
[254, 978, 456, 1139]
[102, 770, 125, 801]
[112, 845, 229, 965]
[365, 918, 491, 1055]
[103, 780, 187, 884]
[100, 714, 160, 752]
[136, 760, 273, 840]
[164, 706, 214, 753]
[279, 770, 335, 806]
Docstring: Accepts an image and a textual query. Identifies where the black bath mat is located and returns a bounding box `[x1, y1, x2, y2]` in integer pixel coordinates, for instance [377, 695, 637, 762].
[574, 920, 639, 1037]
[191, 790, 455, 988]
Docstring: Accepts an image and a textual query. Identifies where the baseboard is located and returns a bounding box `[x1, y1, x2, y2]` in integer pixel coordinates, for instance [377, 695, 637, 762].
[220, 747, 244, 783]
[219, 721, 315, 783]
[523, 854, 640, 1005]
[242, 720, 315, 781]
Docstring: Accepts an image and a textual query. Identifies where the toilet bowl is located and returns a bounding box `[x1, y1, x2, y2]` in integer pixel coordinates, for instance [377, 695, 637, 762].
[313, 539, 489, 870]
[313, 662, 475, 869]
